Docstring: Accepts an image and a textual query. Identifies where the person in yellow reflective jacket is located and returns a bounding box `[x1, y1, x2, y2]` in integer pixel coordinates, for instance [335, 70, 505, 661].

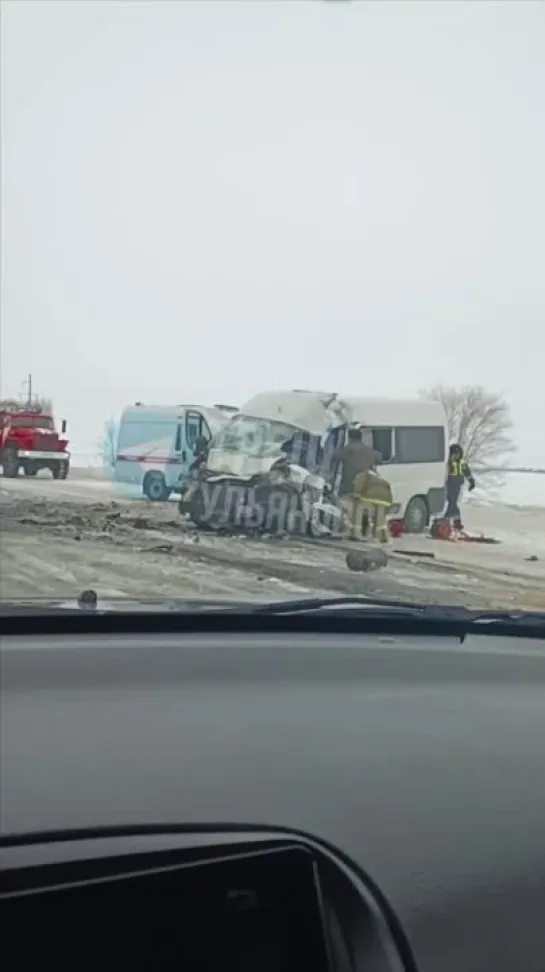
[445, 443, 476, 530]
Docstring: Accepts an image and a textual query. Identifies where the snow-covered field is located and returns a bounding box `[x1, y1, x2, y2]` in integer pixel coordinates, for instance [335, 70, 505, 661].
[471, 473, 544, 510]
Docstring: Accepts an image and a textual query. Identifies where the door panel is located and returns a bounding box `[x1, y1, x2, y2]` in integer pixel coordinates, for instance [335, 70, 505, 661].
[185, 412, 203, 448]
[174, 423, 183, 453]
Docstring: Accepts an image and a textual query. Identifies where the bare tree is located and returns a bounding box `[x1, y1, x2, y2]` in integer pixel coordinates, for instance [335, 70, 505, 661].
[36, 396, 53, 412]
[0, 394, 54, 412]
[421, 385, 516, 488]
[100, 418, 118, 474]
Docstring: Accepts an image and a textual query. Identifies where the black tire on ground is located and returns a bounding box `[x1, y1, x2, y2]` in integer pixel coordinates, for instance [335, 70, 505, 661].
[346, 547, 389, 572]
[2, 448, 19, 478]
[52, 460, 69, 480]
[143, 470, 170, 501]
[403, 495, 429, 534]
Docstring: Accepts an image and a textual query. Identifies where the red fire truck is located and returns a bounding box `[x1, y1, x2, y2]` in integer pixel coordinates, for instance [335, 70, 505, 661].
[0, 403, 70, 479]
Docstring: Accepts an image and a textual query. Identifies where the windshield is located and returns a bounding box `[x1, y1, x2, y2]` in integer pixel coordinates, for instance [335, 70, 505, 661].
[212, 415, 297, 459]
[117, 420, 174, 452]
[2, 1, 544, 613]
[5, 415, 55, 430]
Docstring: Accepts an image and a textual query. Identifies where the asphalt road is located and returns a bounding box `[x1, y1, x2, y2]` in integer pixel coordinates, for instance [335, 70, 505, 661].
[1, 472, 544, 609]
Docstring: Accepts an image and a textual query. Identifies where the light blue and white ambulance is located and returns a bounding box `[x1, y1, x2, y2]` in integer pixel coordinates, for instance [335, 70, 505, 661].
[114, 403, 234, 500]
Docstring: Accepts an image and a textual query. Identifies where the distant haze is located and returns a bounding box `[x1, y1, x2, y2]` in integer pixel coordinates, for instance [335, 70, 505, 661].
[2, 1, 544, 464]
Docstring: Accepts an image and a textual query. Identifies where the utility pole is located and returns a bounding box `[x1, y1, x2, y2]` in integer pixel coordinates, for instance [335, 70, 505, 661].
[26, 373, 33, 406]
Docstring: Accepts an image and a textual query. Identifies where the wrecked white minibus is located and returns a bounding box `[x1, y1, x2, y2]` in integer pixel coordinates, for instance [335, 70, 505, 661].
[180, 390, 447, 535]
[346, 396, 448, 533]
[179, 390, 346, 535]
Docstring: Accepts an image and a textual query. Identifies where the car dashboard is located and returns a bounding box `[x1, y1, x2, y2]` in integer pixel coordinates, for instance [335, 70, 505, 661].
[1, 617, 545, 972]
[1, 827, 407, 972]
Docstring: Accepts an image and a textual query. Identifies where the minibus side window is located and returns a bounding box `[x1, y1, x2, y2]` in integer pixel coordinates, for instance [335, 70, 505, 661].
[394, 426, 445, 463]
[371, 427, 394, 462]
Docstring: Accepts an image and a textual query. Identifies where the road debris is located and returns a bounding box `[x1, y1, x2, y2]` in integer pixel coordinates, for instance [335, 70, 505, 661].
[345, 548, 389, 572]
[77, 589, 98, 609]
[430, 517, 501, 544]
[1, 487, 545, 611]
[393, 549, 436, 559]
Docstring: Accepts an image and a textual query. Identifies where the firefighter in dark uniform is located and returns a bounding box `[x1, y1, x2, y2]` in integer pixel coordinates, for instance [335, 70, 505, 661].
[445, 443, 476, 530]
[189, 434, 209, 473]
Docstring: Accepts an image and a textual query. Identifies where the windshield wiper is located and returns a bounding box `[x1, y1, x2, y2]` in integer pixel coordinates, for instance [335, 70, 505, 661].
[248, 596, 545, 624]
[456, 610, 545, 626]
[2, 593, 544, 628]
[249, 595, 459, 616]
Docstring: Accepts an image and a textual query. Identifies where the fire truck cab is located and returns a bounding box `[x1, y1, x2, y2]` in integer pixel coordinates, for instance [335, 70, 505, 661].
[0, 404, 70, 479]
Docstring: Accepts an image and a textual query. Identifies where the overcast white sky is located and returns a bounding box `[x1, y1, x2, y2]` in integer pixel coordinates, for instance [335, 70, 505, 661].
[2, 0, 544, 463]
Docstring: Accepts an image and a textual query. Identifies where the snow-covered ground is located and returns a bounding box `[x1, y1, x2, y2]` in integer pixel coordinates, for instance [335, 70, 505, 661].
[471, 473, 544, 510]
[465, 474, 544, 558]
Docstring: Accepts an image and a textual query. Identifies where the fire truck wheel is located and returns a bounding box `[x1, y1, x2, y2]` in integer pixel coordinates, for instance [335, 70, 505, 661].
[143, 471, 170, 501]
[52, 460, 69, 480]
[2, 448, 20, 478]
